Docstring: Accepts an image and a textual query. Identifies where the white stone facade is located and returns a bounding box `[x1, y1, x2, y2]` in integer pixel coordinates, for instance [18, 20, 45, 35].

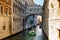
[12, 0, 25, 34]
[12, 0, 34, 34]
[25, 5, 43, 17]
[42, 0, 60, 40]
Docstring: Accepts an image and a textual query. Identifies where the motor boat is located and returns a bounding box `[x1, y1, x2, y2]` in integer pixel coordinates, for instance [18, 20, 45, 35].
[29, 29, 36, 36]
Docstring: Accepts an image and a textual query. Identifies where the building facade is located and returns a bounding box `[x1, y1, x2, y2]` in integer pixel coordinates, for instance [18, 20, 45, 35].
[0, 0, 34, 39]
[13, 0, 26, 34]
[13, 0, 34, 34]
[42, 0, 60, 40]
[0, 0, 12, 39]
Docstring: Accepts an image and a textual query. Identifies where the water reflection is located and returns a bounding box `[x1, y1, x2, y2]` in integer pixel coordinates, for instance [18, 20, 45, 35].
[3, 27, 48, 40]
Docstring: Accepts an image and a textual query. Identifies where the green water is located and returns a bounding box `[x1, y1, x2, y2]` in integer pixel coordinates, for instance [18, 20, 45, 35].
[3, 28, 48, 40]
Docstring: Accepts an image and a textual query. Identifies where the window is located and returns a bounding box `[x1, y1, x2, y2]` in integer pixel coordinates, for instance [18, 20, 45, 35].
[1, 6, 4, 15]
[51, 3, 54, 8]
[6, 0, 9, 2]
[3, 26, 5, 30]
[59, 30, 60, 38]
[6, 7, 9, 15]
[58, 0, 60, 8]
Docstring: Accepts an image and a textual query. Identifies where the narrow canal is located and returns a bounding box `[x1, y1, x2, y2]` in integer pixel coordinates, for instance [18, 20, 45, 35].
[2, 27, 48, 40]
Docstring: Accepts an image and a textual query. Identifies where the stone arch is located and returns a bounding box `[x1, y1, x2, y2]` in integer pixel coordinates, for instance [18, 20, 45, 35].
[23, 14, 42, 29]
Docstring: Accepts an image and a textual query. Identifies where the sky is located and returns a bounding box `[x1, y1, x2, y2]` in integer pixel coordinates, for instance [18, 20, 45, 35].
[33, 0, 44, 6]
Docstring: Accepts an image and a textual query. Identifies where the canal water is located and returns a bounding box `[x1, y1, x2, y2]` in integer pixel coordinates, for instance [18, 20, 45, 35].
[2, 27, 48, 40]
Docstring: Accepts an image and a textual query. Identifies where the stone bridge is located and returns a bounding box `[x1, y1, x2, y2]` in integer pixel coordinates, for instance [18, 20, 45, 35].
[24, 5, 43, 18]
[22, 5, 43, 29]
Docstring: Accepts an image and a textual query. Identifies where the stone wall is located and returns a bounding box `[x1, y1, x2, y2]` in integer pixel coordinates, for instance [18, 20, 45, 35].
[43, 0, 60, 40]
[0, 16, 11, 39]
[0, 0, 12, 39]
[12, 0, 34, 34]
[12, 0, 24, 34]
[42, 0, 49, 37]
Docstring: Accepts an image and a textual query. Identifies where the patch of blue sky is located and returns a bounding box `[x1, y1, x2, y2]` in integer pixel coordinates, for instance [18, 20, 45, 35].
[33, 0, 44, 6]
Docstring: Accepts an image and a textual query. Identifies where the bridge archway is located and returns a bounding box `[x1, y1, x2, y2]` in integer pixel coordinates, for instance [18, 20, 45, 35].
[23, 14, 42, 30]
